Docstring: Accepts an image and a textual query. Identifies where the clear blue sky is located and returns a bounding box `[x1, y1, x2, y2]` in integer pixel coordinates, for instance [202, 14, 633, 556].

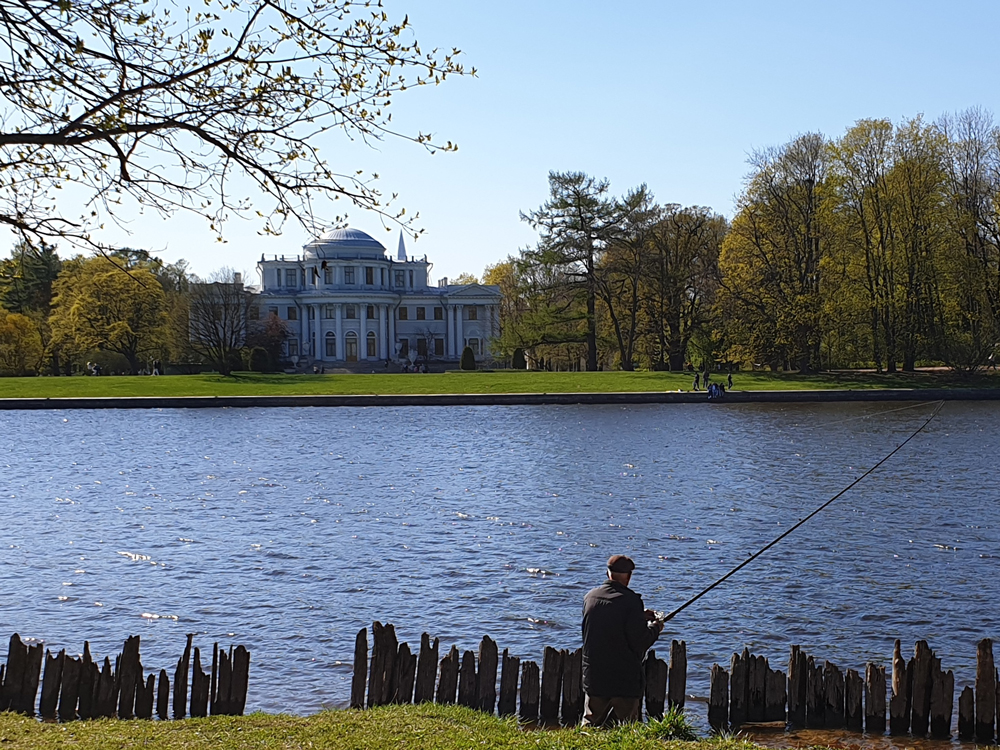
[19, 0, 1000, 280]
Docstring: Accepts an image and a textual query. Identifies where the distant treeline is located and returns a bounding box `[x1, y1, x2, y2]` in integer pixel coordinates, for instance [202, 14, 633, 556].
[487, 108, 1000, 374]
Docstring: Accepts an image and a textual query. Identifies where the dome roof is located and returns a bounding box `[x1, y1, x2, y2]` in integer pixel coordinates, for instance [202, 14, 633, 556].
[304, 227, 387, 259]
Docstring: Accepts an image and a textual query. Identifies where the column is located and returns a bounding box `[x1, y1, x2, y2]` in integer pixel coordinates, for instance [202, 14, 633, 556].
[388, 304, 396, 359]
[311, 304, 318, 359]
[456, 305, 464, 354]
[360, 301, 368, 359]
[378, 305, 387, 360]
[335, 303, 343, 361]
[316, 305, 325, 361]
[446, 303, 454, 358]
[300, 304, 308, 358]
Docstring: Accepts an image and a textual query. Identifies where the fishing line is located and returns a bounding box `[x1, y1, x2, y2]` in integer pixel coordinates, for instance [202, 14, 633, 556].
[658, 399, 945, 623]
[795, 400, 942, 430]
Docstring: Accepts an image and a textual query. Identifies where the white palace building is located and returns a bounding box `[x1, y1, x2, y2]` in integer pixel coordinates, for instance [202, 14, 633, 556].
[252, 228, 502, 365]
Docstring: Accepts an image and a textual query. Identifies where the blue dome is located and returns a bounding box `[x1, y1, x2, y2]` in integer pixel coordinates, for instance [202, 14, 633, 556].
[304, 227, 387, 258]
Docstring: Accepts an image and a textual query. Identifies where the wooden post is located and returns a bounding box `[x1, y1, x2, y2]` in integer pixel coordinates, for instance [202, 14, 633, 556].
[136, 673, 155, 719]
[209, 643, 218, 716]
[393, 642, 416, 704]
[929, 666, 954, 739]
[368, 622, 397, 707]
[709, 664, 729, 732]
[231, 645, 250, 715]
[668, 640, 686, 711]
[190, 647, 210, 717]
[958, 685, 974, 740]
[845, 668, 863, 731]
[156, 670, 169, 720]
[214, 649, 232, 716]
[748, 654, 766, 722]
[436, 646, 458, 705]
[498, 649, 519, 717]
[117, 635, 140, 720]
[58, 656, 80, 722]
[729, 650, 747, 728]
[476, 636, 498, 714]
[457, 650, 477, 708]
[788, 646, 806, 728]
[21, 642, 42, 717]
[889, 639, 909, 735]
[644, 650, 667, 721]
[173, 634, 193, 719]
[864, 663, 886, 734]
[539, 647, 563, 726]
[95, 656, 116, 718]
[910, 640, 933, 736]
[561, 648, 583, 726]
[824, 661, 845, 728]
[977, 638, 996, 743]
[1, 634, 26, 714]
[78, 643, 96, 720]
[519, 661, 540, 723]
[413, 633, 439, 704]
[806, 656, 825, 728]
[39, 649, 64, 721]
[765, 667, 786, 723]
[350, 627, 367, 709]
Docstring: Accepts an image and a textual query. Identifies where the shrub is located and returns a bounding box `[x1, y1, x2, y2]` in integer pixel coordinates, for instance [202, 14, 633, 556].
[460, 346, 476, 371]
[249, 346, 270, 373]
[511, 347, 526, 369]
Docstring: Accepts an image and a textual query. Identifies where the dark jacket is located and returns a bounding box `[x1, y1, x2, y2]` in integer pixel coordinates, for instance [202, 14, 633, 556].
[581, 579, 659, 698]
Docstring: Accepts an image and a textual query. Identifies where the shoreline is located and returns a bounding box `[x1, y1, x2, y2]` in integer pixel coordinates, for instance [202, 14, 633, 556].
[0, 387, 997, 410]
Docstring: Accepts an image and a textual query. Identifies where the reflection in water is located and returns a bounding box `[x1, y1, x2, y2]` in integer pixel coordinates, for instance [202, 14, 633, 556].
[746, 725, 963, 750]
[1, 401, 997, 726]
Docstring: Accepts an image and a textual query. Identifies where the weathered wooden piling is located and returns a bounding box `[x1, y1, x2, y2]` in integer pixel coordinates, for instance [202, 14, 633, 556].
[135, 673, 155, 719]
[39, 649, 64, 720]
[368, 622, 398, 708]
[1, 634, 42, 716]
[824, 661, 845, 728]
[806, 656, 825, 728]
[668, 640, 686, 710]
[413, 633, 438, 704]
[929, 662, 953, 738]
[476, 636, 498, 714]
[644, 650, 667, 721]
[889, 639, 909, 735]
[560, 648, 582, 726]
[78, 643, 96, 720]
[976, 638, 995, 743]
[94, 656, 116, 718]
[457, 650, 476, 708]
[958, 685, 974, 740]
[788, 645, 807, 727]
[909, 640, 933, 736]
[864, 662, 886, 734]
[118, 635, 141, 720]
[436, 645, 459, 705]
[539, 647, 563, 725]
[708, 664, 729, 731]
[190, 647, 210, 717]
[844, 668, 863, 732]
[765, 666, 786, 723]
[747, 654, 765, 723]
[350, 628, 367, 709]
[58, 655, 81, 722]
[729, 649, 747, 727]
[497, 649, 519, 717]
[393, 642, 416, 704]
[156, 669, 169, 720]
[230, 645, 250, 716]
[173, 634, 192, 719]
[519, 660, 540, 723]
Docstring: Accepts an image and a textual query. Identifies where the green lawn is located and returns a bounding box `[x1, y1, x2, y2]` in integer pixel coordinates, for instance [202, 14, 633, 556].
[0, 368, 997, 399]
[0, 703, 758, 750]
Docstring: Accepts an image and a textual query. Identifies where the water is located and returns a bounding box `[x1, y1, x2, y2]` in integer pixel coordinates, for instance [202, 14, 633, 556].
[0, 401, 997, 721]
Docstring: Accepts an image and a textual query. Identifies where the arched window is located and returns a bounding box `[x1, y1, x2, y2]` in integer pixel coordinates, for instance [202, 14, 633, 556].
[325, 331, 336, 358]
[367, 331, 377, 358]
[345, 331, 358, 362]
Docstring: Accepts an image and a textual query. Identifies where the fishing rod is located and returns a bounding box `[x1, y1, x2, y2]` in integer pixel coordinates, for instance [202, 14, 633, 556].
[657, 400, 945, 624]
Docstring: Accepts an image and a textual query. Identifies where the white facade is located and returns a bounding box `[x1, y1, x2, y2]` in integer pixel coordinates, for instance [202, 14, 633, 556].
[251, 228, 502, 364]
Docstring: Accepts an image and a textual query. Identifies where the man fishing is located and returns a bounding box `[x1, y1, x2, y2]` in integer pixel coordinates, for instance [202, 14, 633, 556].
[581, 554, 663, 726]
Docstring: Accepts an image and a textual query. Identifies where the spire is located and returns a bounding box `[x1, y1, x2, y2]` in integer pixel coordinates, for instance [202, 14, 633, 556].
[397, 231, 407, 261]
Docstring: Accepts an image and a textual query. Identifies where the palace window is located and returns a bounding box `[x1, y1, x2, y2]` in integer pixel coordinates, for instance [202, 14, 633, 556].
[268, 306, 278, 317]
[398, 306, 408, 320]
[307, 306, 315, 320]
[394, 270, 405, 288]
[345, 305, 357, 319]
[285, 269, 297, 287]
[324, 305, 335, 319]
[367, 305, 376, 320]
[408, 270, 414, 287]
[367, 331, 377, 357]
[468, 338, 480, 355]
[324, 268, 333, 284]
[434, 338, 444, 356]
[365, 267, 374, 285]
[416, 306, 425, 320]
[344, 267, 355, 284]
[287, 306, 298, 321]
[287, 339, 299, 357]
[434, 307, 443, 320]
[249, 306, 259, 321]
[398, 339, 409, 357]
[468, 307, 478, 320]
[417, 338, 427, 357]
[325, 332, 336, 357]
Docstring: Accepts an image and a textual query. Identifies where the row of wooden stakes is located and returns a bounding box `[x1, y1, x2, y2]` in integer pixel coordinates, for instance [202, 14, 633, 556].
[0, 633, 250, 721]
[709, 638, 1000, 741]
[349, 622, 688, 726]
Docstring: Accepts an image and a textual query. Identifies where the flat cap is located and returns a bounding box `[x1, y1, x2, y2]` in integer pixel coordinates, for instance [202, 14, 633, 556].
[607, 554, 636, 573]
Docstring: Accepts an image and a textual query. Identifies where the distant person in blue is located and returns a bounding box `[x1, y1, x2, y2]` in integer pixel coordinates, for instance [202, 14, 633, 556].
[727, 371, 733, 390]
[692, 372, 700, 391]
[581, 555, 662, 726]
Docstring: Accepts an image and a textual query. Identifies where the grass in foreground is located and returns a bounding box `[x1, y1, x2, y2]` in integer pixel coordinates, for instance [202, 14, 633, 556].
[1, 368, 998, 399]
[0, 704, 765, 750]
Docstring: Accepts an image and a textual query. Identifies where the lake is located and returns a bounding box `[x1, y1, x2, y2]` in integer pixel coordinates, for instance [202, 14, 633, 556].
[0, 401, 996, 718]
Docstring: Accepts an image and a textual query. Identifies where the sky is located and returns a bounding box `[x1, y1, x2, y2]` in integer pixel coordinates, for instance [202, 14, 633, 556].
[14, 0, 1000, 281]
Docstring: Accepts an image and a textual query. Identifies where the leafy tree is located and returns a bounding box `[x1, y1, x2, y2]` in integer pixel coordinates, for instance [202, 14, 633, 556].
[0, 311, 44, 375]
[0, 0, 470, 250]
[49, 257, 168, 374]
[452, 272, 480, 285]
[188, 268, 252, 375]
[0, 241, 61, 315]
[245, 313, 290, 371]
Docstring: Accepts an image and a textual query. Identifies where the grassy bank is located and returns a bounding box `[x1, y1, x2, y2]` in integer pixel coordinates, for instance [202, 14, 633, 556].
[1, 368, 997, 399]
[0, 704, 763, 750]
